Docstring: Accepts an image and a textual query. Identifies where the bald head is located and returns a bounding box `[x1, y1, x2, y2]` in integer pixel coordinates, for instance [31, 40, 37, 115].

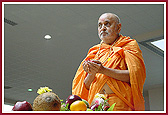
[99, 13, 120, 24]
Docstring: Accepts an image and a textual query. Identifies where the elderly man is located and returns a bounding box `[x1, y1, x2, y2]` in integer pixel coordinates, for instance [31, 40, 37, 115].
[72, 13, 146, 111]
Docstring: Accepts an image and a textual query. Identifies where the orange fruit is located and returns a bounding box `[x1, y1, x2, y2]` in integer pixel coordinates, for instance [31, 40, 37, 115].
[70, 100, 87, 111]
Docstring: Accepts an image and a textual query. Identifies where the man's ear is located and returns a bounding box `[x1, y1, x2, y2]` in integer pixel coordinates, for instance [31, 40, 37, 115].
[118, 23, 122, 33]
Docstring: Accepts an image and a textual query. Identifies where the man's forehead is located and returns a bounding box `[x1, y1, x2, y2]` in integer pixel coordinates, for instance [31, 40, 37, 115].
[98, 16, 114, 23]
[98, 13, 119, 23]
[99, 13, 114, 20]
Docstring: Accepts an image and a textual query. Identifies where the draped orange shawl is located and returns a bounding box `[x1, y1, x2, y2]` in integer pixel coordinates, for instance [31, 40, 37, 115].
[72, 35, 146, 111]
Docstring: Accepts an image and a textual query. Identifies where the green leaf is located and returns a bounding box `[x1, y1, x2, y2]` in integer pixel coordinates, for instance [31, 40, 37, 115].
[98, 103, 102, 111]
[95, 107, 98, 111]
[61, 103, 69, 111]
[95, 103, 103, 111]
[104, 99, 109, 105]
[87, 108, 93, 111]
[65, 103, 69, 109]
[107, 103, 116, 111]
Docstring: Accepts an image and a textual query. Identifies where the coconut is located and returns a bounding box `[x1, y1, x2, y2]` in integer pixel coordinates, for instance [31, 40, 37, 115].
[33, 91, 61, 111]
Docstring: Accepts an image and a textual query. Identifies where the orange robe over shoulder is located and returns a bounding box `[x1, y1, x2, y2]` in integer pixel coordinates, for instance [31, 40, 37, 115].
[72, 35, 146, 111]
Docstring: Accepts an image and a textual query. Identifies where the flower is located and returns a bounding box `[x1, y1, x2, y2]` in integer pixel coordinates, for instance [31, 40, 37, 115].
[94, 98, 104, 105]
[94, 93, 107, 100]
[37, 86, 52, 95]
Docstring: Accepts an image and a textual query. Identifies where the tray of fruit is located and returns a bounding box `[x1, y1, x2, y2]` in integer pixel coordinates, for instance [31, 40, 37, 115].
[12, 87, 116, 111]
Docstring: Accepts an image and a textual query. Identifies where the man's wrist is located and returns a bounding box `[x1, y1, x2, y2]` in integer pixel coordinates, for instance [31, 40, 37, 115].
[99, 66, 105, 74]
[88, 73, 96, 76]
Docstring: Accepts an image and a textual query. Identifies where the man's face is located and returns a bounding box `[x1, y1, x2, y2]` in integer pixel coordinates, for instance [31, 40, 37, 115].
[98, 14, 121, 44]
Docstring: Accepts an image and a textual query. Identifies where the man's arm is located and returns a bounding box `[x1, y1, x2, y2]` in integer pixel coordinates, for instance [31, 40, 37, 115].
[101, 66, 130, 82]
[83, 73, 95, 90]
[82, 61, 97, 89]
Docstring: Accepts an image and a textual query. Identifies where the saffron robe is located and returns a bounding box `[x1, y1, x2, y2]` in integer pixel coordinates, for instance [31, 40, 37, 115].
[72, 35, 146, 111]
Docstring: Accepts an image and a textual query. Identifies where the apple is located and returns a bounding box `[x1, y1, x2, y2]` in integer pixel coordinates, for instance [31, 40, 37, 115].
[65, 95, 82, 109]
[12, 101, 33, 111]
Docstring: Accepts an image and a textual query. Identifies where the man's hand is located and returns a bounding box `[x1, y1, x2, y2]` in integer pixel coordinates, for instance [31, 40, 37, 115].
[82, 59, 104, 74]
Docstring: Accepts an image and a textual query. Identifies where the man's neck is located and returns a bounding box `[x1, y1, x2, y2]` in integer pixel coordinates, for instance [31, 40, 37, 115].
[109, 34, 120, 45]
